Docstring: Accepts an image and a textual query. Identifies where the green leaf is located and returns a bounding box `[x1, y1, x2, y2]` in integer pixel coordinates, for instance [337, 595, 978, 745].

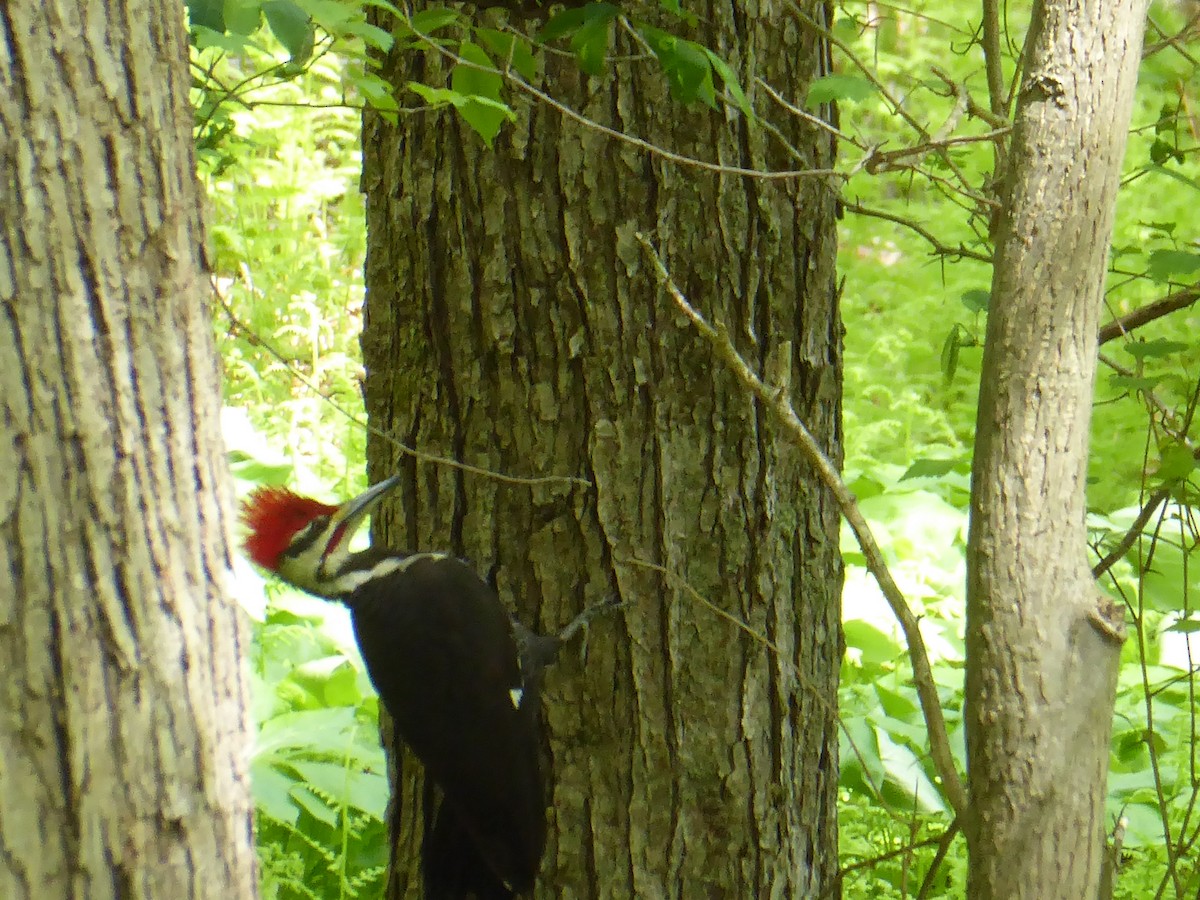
[290, 783, 339, 826]
[343, 18, 394, 52]
[1107, 374, 1162, 392]
[407, 82, 465, 106]
[254, 707, 360, 758]
[570, 13, 613, 76]
[223, 0, 261, 35]
[1157, 443, 1197, 481]
[288, 760, 389, 820]
[704, 49, 752, 118]
[638, 26, 716, 106]
[1165, 616, 1200, 633]
[457, 97, 516, 147]
[476, 28, 538, 81]
[409, 6, 462, 35]
[452, 42, 502, 101]
[263, 0, 313, 64]
[875, 727, 946, 814]
[1150, 138, 1184, 166]
[450, 43, 513, 146]
[191, 25, 255, 53]
[251, 759, 301, 824]
[1146, 248, 1200, 282]
[844, 619, 901, 668]
[1124, 337, 1190, 360]
[807, 74, 876, 105]
[188, 0, 226, 31]
[900, 458, 960, 480]
[940, 326, 960, 381]
[351, 70, 400, 113]
[539, 3, 618, 42]
[961, 288, 989, 313]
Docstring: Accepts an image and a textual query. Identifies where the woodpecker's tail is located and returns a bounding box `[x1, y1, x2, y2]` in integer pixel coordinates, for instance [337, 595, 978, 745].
[422, 799, 524, 900]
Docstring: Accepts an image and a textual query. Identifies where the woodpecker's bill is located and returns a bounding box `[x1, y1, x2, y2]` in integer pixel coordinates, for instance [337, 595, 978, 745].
[241, 476, 546, 898]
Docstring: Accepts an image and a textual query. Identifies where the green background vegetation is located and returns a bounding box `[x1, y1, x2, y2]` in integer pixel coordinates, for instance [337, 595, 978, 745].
[193, 1, 1200, 895]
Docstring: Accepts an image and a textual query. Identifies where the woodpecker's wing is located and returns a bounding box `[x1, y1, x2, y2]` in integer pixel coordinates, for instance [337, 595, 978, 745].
[345, 554, 546, 894]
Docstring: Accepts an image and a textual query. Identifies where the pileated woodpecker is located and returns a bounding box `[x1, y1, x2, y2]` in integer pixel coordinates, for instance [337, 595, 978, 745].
[241, 475, 605, 898]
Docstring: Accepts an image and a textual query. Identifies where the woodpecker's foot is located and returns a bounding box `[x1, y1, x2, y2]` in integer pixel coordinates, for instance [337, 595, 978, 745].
[556, 595, 625, 644]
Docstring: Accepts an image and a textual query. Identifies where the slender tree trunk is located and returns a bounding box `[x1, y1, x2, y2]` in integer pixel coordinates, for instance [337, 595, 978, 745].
[0, 3, 257, 897]
[965, 1, 1148, 895]
[362, 3, 842, 897]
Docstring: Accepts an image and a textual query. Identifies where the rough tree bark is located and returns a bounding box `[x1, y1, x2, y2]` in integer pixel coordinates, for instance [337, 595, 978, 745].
[0, 3, 257, 898]
[965, 0, 1149, 896]
[361, 3, 842, 897]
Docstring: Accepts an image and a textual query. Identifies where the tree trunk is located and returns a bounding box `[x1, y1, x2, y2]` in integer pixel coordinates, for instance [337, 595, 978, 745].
[0, 3, 258, 898]
[965, 0, 1148, 896]
[362, 4, 842, 897]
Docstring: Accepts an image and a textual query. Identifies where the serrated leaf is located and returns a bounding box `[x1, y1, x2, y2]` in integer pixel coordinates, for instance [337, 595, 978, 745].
[290, 784, 339, 826]
[807, 74, 876, 105]
[900, 458, 959, 480]
[263, 0, 313, 64]
[406, 82, 465, 106]
[288, 760, 389, 820]
[1125, 337, 1190, 360]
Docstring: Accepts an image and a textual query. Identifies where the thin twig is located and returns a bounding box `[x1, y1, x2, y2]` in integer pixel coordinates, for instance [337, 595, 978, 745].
[210, 278, 591, 490]
[841, 201, 993, 264]
[1091, 486, 1171, 579]
[637, 233, 969, 819]
[1098, 283, 1200, 344]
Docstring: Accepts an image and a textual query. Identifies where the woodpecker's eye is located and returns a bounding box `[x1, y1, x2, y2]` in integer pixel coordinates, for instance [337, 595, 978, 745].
[282, 516, 331, 559]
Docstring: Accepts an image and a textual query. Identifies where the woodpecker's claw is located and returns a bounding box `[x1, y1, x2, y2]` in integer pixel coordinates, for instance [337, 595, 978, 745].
[511, 595, 624, 686]
[556, 595, 625, 644]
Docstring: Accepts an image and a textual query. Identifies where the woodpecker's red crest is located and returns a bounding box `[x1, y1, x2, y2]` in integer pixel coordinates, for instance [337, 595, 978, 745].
[241, 486, 338, 570]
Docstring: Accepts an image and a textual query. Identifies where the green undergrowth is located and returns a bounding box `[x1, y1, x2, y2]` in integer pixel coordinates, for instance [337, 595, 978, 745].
[200, 2, 1200, 895]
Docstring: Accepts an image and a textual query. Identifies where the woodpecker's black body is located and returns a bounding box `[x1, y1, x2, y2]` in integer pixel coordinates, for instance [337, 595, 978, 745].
[344, 551, 545, 896]
[240, 478, 612, 899]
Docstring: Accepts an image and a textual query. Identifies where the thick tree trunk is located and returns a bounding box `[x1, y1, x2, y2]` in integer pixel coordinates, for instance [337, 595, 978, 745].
[965, 1, 1148, 896]
[0, 3, 257, 898]
[362, 3, 842, 897]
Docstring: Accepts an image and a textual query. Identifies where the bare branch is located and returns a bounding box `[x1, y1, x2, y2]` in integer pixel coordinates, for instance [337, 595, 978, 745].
[841, 200, 993, 263]
[1098, 283, 1200, 344]
[637, 233, 969, 819]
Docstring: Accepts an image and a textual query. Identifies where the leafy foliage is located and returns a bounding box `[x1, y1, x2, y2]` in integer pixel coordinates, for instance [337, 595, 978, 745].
[194, 0, 1200, 895]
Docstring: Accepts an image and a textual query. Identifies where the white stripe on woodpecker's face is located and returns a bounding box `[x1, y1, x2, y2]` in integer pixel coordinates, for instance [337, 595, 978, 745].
[324, 552, 449, 595]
